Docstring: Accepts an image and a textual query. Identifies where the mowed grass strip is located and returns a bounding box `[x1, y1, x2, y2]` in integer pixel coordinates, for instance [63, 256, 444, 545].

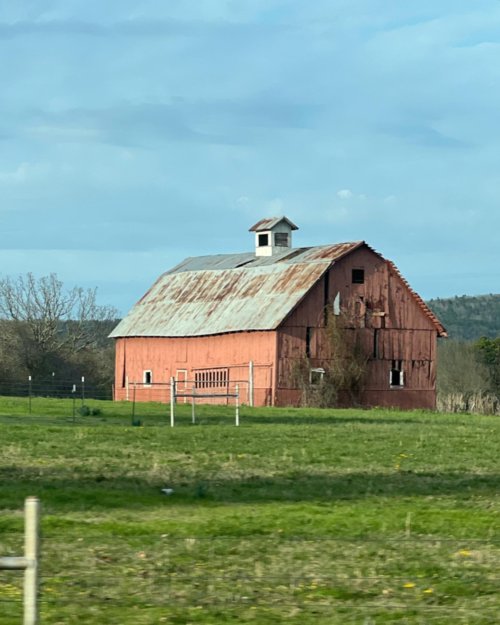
[0, 396, 499, 624]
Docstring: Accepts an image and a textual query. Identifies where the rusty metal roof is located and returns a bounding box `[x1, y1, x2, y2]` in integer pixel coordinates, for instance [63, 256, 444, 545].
[110, 240, 446, 338]
[168, 242, 363, 274]
[110, 261, 331, 338]
[249, 216, 299, 232]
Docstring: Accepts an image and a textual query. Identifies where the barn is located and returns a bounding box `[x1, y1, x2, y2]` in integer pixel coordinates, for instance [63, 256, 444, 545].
[110, 217, 446, 410]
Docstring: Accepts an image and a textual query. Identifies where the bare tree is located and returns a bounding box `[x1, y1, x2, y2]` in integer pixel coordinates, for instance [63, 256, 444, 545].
[0, 273, 118, 376]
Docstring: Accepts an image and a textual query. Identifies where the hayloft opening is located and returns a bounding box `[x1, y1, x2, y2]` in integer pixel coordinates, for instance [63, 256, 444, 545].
[352, 268, 365, 284]
[306, 327, 312, 357]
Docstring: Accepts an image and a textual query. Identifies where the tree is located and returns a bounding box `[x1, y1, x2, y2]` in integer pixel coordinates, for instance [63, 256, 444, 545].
[437, 340, 492, 396]
[475, 337, 500, 396]
[0, 273, 118, 382]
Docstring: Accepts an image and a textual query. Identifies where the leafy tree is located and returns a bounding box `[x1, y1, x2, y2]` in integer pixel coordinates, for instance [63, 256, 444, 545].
[475, 337, 500, 395]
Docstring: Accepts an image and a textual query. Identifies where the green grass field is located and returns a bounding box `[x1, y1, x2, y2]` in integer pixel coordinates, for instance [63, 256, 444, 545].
[1, 397, 499, 624]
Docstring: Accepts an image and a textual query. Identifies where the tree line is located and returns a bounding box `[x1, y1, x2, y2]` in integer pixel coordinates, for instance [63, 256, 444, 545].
[0, 273, 119, 396]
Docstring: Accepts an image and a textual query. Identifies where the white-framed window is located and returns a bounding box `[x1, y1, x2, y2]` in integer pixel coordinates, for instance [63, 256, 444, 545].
[143, 370, 152, 386]
[310, 368, 325, 385]
[390, 360, 404, 387]
[258, 233, 269, 247]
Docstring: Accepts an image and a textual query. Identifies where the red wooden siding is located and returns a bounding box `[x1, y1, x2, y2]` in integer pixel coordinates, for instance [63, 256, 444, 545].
[276, 246, 439, 409]
[114, 331, 276, 406]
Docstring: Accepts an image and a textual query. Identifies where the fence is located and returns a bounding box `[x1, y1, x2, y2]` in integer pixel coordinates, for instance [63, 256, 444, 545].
[169, 377, 241, 427]
[0, 377, 112, 403]
[1, 520, 499, 623]
[0, 498, 40, 625]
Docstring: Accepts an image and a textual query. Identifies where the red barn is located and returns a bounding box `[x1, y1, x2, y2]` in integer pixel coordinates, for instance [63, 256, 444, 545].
[110, 217, 446, 409]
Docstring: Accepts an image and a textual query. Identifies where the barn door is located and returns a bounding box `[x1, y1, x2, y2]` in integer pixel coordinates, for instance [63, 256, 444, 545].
[176, 369, 188, 403]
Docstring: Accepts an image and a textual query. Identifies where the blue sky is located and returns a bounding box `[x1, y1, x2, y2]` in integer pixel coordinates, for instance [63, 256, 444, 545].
[1, 1, 499, 314]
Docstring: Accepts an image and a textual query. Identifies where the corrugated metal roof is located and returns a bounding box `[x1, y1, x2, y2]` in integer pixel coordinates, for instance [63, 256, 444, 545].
[169, 242, 363, 274]
[110, 239, 446, 339]
[110, 261, 331, 338]
[249, 216, 299, 232]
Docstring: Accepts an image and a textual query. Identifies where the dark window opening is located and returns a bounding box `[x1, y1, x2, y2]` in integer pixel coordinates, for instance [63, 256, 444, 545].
[390, 360, 404, 387]
[352, 268, 365, 284]
[258, 233, 269, 247]
[373, 329, 379, 359]
[305, 327, 312, 358]
[274, 232, 289, 247]
[323, 272, 330, 325]
[143, 370, 152, 385]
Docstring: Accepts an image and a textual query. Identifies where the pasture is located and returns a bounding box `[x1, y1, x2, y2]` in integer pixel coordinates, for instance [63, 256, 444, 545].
[0, 397, 499, 624]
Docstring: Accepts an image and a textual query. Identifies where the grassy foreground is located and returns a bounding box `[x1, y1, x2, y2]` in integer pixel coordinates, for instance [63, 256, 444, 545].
[0, 397, 499, 624]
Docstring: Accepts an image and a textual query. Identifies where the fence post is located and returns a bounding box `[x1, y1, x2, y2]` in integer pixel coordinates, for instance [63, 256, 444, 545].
[28, 376, 32, 415]
[24, 497, 40, 625]
[81, 376, 85, 406]
[248, 361, 254, 407]
[170, 377, 175, 427]
[235, 384, 240, 427]
[131, 383, 137, 425]
[191, 386, 196, 424]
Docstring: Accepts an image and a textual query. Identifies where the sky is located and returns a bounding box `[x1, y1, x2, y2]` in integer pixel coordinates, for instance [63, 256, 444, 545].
[1, 0, 499, 315]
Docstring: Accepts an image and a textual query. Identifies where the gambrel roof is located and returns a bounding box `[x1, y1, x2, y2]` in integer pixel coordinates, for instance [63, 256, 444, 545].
[110, 242, 447, 339]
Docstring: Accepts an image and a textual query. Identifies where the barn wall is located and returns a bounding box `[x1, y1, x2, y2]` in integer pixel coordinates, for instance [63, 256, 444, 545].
[276, 246, 438, 410]
[114, 332, 276, 406]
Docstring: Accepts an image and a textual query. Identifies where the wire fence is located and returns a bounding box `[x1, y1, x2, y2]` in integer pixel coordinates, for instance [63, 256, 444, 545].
[0, 378, 275, 427]
[1, 527, 499, 624]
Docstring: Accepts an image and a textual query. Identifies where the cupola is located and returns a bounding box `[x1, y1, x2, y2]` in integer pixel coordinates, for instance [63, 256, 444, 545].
[248, 216, 298, 257]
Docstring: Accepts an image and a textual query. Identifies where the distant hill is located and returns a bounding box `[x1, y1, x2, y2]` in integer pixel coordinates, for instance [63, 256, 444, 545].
[427, 294, 500, 341]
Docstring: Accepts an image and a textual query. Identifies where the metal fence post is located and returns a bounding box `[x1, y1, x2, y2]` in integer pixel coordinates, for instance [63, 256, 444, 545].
[28, 376, 32, 415]
[248, 361, 254, 407]
[235, 384, 240, 427]
[170, 377, 175, 427]
[0, 497, 41, 625]
[24, 497, 40, 625]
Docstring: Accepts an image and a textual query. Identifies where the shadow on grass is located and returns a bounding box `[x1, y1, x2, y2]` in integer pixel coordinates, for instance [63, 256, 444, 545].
[0, 412, 467, 428]
[1, 466, 499, 512]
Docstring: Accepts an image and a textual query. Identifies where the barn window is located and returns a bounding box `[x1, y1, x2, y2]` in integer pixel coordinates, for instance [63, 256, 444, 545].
[305, 327, 312, 358]
[352, 268, 365, 284]
[194, 368, 228, 389]
[274, 232, 289, 247]
[310, 368, 325, 385]
[258, 233, 269, 247]
[390, 360, 404, 387]
[143, 370, 152, 386]
[373, 329, 380, 359]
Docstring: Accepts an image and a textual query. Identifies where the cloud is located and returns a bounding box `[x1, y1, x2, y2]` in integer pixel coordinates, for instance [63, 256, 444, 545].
[0, 162, 50, 186]
[21, 104, 218, 147]
[337, 189, 353, 200]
